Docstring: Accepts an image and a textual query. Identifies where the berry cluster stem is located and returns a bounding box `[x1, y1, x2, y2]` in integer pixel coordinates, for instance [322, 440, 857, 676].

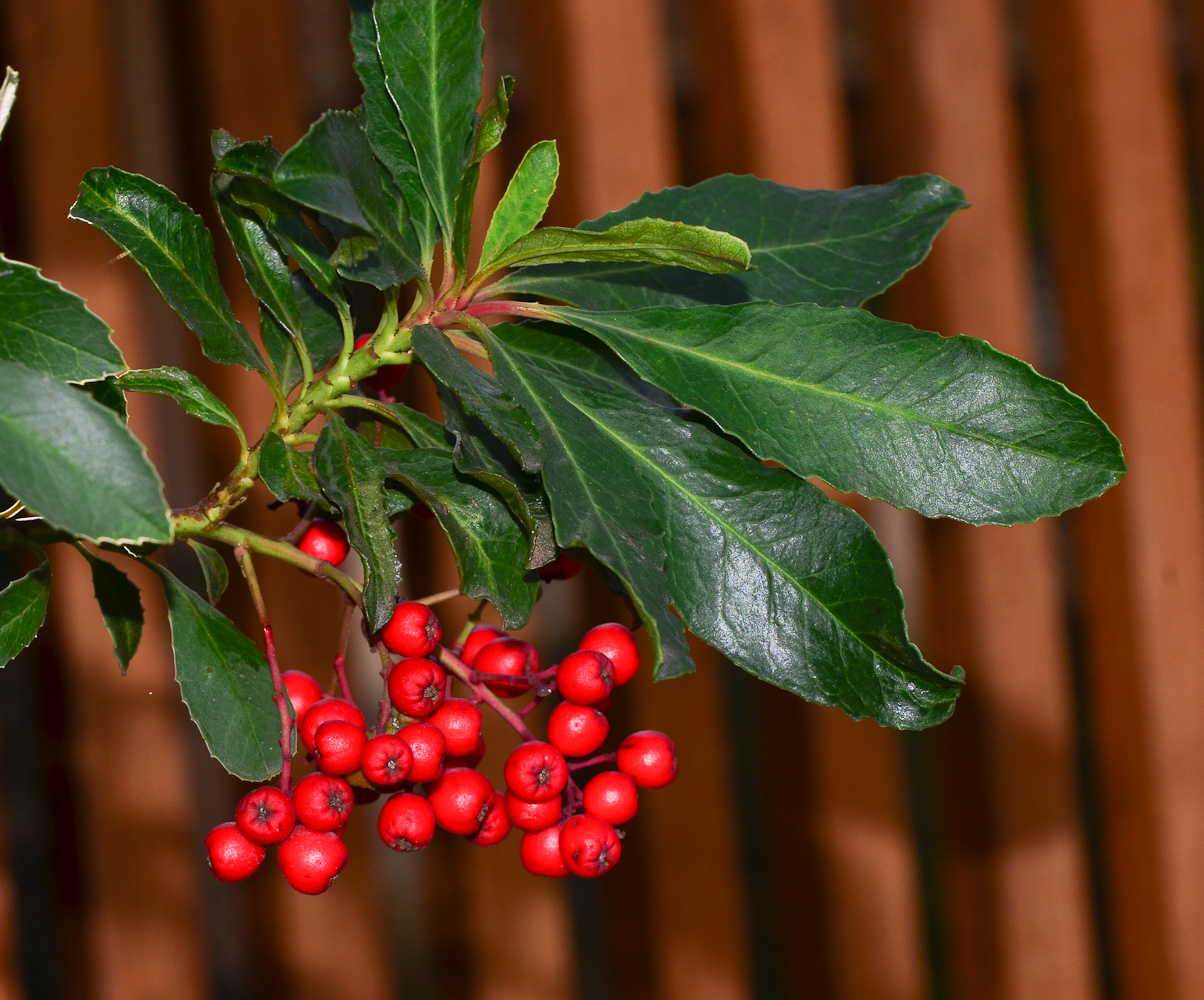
[332, 597, 355, 702]
[434, 646, 538, 743]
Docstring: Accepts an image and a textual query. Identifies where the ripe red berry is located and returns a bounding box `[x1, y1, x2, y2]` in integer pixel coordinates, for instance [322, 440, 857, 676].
[205, 822, 267, 881]
[459, 624, 506, 667]
[292, 773, 354, 832]
[546, 702, 609, 758]
[473, 636, 539, 697]
[354, 333, 409, 393]
[538, 553, 582, 582]
[398, 722, 446, 783]
[583, 771, 639, 826]
[378, 792, 436, 851]
[505, 791, 562, 832]
[299, 697, 366, 755]
[616, 730, 677, 789]
[387, 657, 446, 718]
[234, 786, 296, 846]
[555, 649, 614, 706]
[297, 518, 350, 566]
[578, 623, 640, 686]
[282, 670, 323, 722]
[521, 824, 569, 878]
[277, 826, 348, 894]
[428, 698, 483, 757]
[361, 734, 413, 786]
[446, 734, 486, 769]
[314, 719, 368, 776]
[504, 741, 569, 803]
[426, 767, 495, 836]
[560, 814, 622, 878]
[380, 601, 442, 657]
[468, 791, 511, 846]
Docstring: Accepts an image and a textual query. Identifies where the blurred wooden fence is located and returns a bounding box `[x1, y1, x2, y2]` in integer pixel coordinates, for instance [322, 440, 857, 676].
[2, 0, 1203, 997]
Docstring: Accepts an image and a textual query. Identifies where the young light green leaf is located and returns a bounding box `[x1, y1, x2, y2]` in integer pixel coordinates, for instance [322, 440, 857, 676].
[498, 174, 966, 310]
[552, 302, 1126, 524]
[187, 540, 229, 606]
[155, 566, 280, 781]
[0, 68, 17, 144]
[486, 218, 751, 274]
[70, 167, 265, 372]
[0, 547, 50, 668]
[479, 141, 559, 270]
[0, 359, 170, 545]
[259, 432, 325, 506]
[472, 76, 514, 164]
[0, 255, 125, 381]
[117, 367, 240, 435]
[314, 414, 400, 631]
[77, 547, 143, 673]
[451, 76, 516, 270]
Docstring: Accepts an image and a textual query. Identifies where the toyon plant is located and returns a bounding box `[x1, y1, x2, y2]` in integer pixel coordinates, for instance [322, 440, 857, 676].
[0, 2, 1124, 894]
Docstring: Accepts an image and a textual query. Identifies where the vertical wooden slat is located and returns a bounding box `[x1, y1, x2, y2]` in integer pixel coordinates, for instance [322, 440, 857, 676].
[0, 804, 23, 1000]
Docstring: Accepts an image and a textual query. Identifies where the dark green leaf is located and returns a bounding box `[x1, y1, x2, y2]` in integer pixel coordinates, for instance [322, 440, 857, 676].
[76, 376, 127, 422]
[366, 401, 450, 449]
[77, 547, 143, 673]
[554, 303, 1127, 524]
[70, 167, 266, 371]
[314, 414, 399, 630]
[155, 566, 280, 780]
[479, 140, 558, 270]
[187, 540, 229, 606]
[258, 431, 325, 505]
[0, 255, 125, 380]
[0, 547, 50, 668]
[213, 135, 281, 181]
[117, 367, 240, 433]
[0, 359, 170, 544]
[258, 275, 345, 393]
[498, 174, 967, 310]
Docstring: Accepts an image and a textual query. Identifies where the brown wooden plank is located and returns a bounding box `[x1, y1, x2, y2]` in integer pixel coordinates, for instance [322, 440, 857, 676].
[0, 805, 23, 1000]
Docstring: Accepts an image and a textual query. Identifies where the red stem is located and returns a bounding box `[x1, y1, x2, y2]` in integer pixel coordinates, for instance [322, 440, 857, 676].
[331, 597, 355, 702]
[374, 642, 393, 736]
[568, 752, 616, 772]
[465, 299, 552, 321]
[434, 646, 538, 743]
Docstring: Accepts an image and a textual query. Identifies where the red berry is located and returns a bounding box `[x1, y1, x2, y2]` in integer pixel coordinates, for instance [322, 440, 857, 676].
[387, 657, 446, 717]
[297, 518, 350, 565]
[555, 649, 614, 705]
[468, 791, 511, 846]
[277, 825, 348, 894]
[299, 697, 366, 755]
[378, 792, 436, 851]
[314, 719, 368, 776]
[292, 773, 354, 832]
[505, 791, 562, 832]
[617, 730, 677, 789]
[583, 771, 638, 826]
[398, 722, 446, 783]
[460, 624, 506, 667]
[546, 702, 609, 758]
[380, 601, 442, 657]
[538, 553, 583, 582]
[504, 741, 568, 803]
[520, 824, 569, 878]
[205, 822, 267, 881]
[578, 623, 640, 686]
[446, 735, 486, 769]
[428, 698, 483, 757]
[354, 333, 409, 394]
[426, 767, 495, 836]
[474, 636, 539, 697]
[234, 786, 296, 846]
[559, 814, 621, 877]
[282, 670, 323, 723]
[361, 734, 413, 786]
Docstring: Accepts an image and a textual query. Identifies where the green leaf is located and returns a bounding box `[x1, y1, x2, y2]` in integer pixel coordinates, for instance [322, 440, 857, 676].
[212, 134, 280, 181]
[258, 431, 325, 505]
[498, 174, 967, 310]
[77, 547, 143, 673]
[260, 275, 347, 393]
[379, 447, 537, 627]
[77, 376, 127, 422]
[0, 359, 170, 544]
[0, 255, 125, 381]
[553, 303, 1127, 524]
[117, 367, 240, 434]
[451, 76, 516, 270]
[375, 0, 485, 240]
[489, 324, 962, 726]
[366, 401, 450, 450]
[187, 540, 229, 605]
[486, 218, 751, 274]
[155, 566, 281, 780]
[479, 140, 559, 270]
[314, 414, 400, 630]
[0, 67, 17, 145]
[0, 547, 50, 668]
[70, 167, 266, 372]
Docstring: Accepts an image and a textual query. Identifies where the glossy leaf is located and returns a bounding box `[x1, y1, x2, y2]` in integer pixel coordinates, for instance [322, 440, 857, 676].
[117, 367, 240, 433]
[498, 174, 966, 310]
[70, 167, 265, 372]
[0, 547, 50, 668]
[0, 255, 125, 381]
[258, 431, 325, 506]
[368, 401, 450, 450]
[0, 359, 170, 545]
[156, 566, 280, 780]
[554, 303, 1126, 524]
[258, 275, 345, 393]
[188, 540, 229, 606]
[213, 134, 280, 181]
[78, 547, 143, 673]
[479, 140, 559, 270]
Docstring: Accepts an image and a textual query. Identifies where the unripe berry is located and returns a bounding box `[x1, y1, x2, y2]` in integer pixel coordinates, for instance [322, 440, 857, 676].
[314, 719, 368, 776]
[354, 333, 409, 394]
[505, 791, 562, 832]
[205, 822, 267, 881]
[387, 657, 446, 717]
[469, 791, 511, 846]
[617, 730, 677, 789]
[277, 826, 348, 894]
[398, 722, 446, 783]
[504, 741, 568, 803]
[474, 636, 539, 697]
[520, 824, 568, 878]
[460, 624, 506, 667]
[361, 734, 413, 786]
[427, 767, 495, 836]
[555, 649, 614, 705]
[282, 670, 323, 723]
[235, 786, 296, 846]
[546, 702, 609, 758]
[578, 622, 640, 686]
[380, 601, 442, 657]
[292, 773, 354, 832]
[378, 792, 436, 851]
[299, 697, 366, 755]
[560, 814, 622, 877]
[297, 518, 350, 566]
[583, 771, 639, 826]
[428, 698, 483, 757]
